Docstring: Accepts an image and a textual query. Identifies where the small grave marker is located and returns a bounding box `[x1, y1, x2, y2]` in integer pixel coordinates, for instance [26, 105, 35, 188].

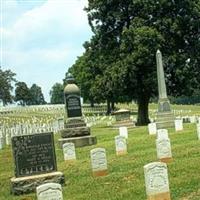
[157, 129, 168, 140]
[90, 148, 108, 177]
[119, 126, 128, 139]
[148, 123, 157, 135]
[115, 135, 127, 155]
[144, 162, 171, 200]
[36, 183, 63, 200]
[197, 123, 200, 140]
[175, 119, 183, 131]
[63, 143, 76, 161]
[156, 137, 172, 163]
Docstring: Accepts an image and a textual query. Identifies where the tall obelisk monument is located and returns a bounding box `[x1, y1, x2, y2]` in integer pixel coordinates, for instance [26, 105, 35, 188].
[156, 50, 174, 129]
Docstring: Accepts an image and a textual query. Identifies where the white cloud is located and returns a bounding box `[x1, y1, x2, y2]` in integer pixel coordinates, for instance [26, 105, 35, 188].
[1, 0, 92, 102]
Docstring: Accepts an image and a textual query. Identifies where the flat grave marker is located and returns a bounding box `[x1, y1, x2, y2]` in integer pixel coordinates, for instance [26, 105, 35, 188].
[36, 183, 63, 200]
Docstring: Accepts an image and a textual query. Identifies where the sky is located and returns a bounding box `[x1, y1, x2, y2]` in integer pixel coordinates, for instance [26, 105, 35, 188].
[0, 0, 93, 103]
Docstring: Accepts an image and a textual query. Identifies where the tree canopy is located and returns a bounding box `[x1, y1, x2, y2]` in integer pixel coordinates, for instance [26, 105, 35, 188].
[68, 0, 200, 124]
[50, 83, 64, 104]
[29, 84, 46, 105]
[14, 82, 46, 106]
[0, 68, 16, 106]
[14, 82, 31, 106]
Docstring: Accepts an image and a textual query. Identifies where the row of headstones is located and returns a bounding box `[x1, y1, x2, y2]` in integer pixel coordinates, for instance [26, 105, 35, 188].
[35, 128, 128, 200]
[0, 104, 64, 114]
[148, 117, 200, 135]
[85, 115, 114, 127]
[0, 120, 65, 150]
[35, 126, 174, 200]
[145, 121, 200, 199]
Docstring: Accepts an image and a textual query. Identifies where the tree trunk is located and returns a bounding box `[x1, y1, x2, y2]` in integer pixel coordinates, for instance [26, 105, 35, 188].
[137, 95, 150, 126]
[111, 100, 115, 112]
[106, 99, 111, 115]
[90, 99, 94, 107]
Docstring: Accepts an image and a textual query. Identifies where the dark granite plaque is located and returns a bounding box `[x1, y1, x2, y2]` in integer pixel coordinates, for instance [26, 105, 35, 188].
[65, 94, 82, 118]
[11, 132, 57, 177]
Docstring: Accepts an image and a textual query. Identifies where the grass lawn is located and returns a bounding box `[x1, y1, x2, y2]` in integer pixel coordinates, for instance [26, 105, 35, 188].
[0, 122, 200, 200]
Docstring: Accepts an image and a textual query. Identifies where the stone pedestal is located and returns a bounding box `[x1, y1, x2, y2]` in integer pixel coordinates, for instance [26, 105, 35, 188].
[59, 135, 97, 148]
[59, 118, 97, 148]
[147, 192, 171, 200]
[156, 99, 174, 129]
[112, 120, 135, 128]
[112, 109, 135, 128]
[10, 171, 65, 195]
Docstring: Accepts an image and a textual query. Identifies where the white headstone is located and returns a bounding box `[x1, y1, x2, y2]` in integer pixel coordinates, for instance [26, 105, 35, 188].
[157, 129, 168, 140]
[115, 135, 127, 155]
[175, 119, 183, 131]
[144, 162, 170, 199]
[36, 183, 63, 200]
[119, 126, 128, 139]
[90, 148, 108, 176]
[197, 123, 200, 140]
[148, 123, 157, 135]
[0, 137, 3, 150]
[156, 138, 172, 162]
[189, 116, 196, 123]
[63, 142, 76, 161]
[6, 133, 11, 145]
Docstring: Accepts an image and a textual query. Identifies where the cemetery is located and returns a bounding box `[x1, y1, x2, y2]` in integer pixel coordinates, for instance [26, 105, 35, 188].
[0, 101, 200, 199]
[1, 1, 200, 199]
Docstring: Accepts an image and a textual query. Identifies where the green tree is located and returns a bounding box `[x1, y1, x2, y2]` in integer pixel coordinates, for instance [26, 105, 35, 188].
[50, 83, 64, 104]
[14, 82, 31, 106]
[29, 84, 46, 105]
[83, 0, 200, 124]
[0, 68, 16, 105]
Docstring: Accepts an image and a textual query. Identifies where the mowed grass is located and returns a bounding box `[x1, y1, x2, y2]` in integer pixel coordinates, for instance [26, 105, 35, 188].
[0, 122, 200, 200]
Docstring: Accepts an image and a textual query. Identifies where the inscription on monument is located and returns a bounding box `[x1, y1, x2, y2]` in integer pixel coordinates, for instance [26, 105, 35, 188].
[65, 94, 82, 117]
[12, 132, 57, 177]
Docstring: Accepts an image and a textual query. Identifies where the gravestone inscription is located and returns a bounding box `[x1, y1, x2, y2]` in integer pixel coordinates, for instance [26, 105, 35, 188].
[90, 148, 108, 177]
[65, 94, 82, 118]
[12, 132, 57, 177]
[144, 162, 171, 200]
[115, 135, 127, 155]
[63, 142, 76, 161]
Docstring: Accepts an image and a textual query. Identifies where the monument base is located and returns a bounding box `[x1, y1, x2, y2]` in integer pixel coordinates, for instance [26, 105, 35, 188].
[160, 157, 173, 163]
[60, 126, 90, 138]
[156, 112, 175, 129]
[112, 120, 135, 128]
[59, 135, 97, 148]
[116, 150, 127, 156]
[147, 191, 171, 200]
[156, 98, 174, 130]
[10, 171, 65, 195]
[92, 169, 108, 177]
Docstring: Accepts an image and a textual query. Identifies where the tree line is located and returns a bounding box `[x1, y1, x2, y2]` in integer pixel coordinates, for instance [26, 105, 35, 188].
[0, 68, 46, 106]
[64, 0, 200, 125]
